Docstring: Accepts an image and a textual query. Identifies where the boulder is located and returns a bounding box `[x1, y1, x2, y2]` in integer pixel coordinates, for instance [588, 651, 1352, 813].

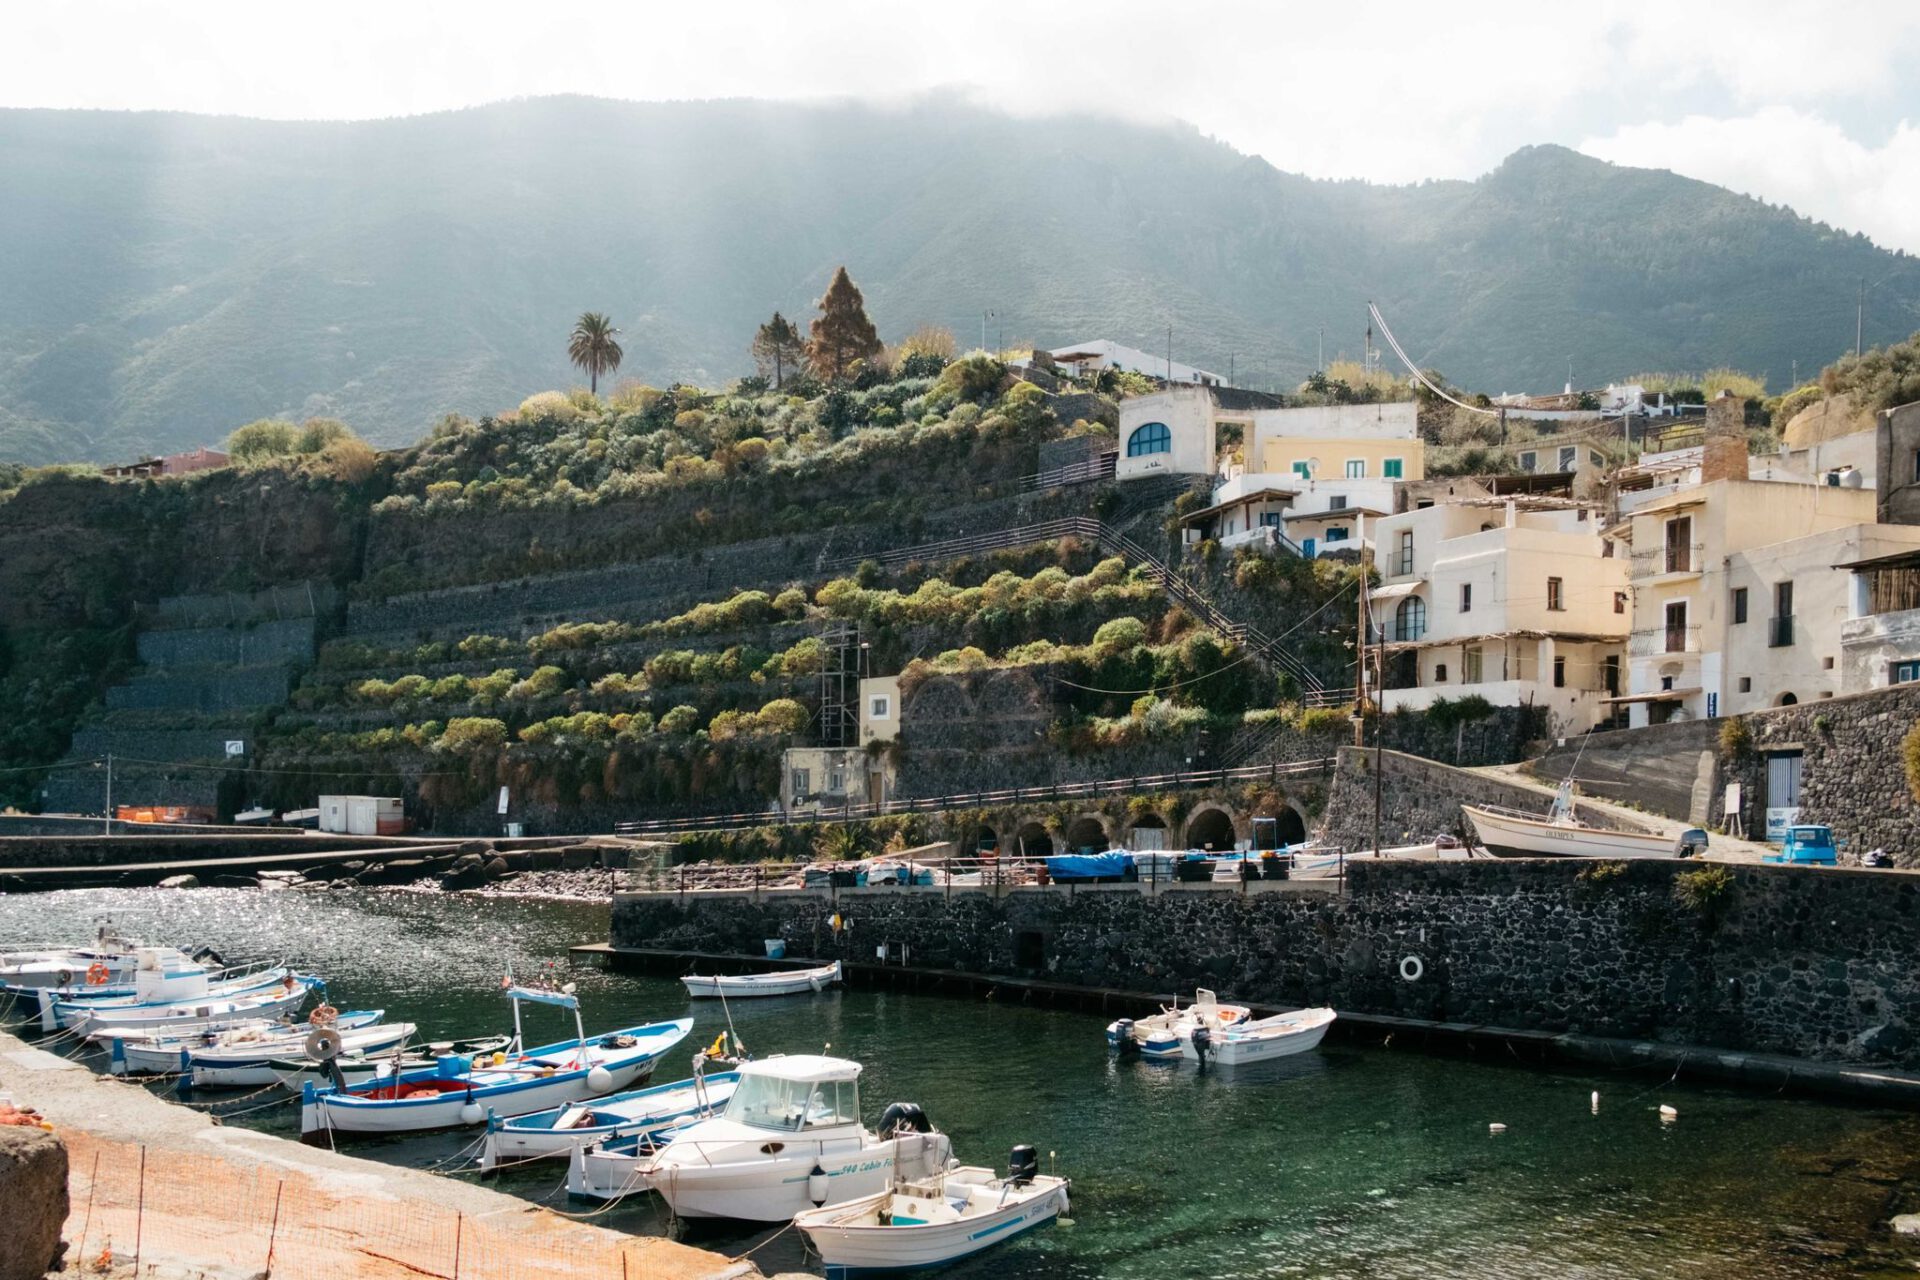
[483, 857, 511, 880]
[358, 858, 429, 886]
[440, 859, 490, 891]
[0, 1126, 67, 1279]
[157, 874, 199, 890]
[1891, 1214, 1920, 1237]
[458, 840, 492, 857]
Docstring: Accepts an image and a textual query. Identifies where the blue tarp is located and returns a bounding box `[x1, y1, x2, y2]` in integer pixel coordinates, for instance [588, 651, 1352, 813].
[1047, 852, 1131, 880]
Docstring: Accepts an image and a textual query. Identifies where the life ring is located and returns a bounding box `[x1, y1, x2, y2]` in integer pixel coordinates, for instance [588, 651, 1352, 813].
[308, 1004, 339, 1027]
[85, 963, 111, 986]
[1399, 955, 1425, 983]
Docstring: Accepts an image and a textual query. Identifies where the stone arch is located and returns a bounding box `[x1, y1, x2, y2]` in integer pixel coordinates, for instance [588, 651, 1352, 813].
[974, 669, 1046, 721]
[969, 822, 999, 854]
[1184, 806, 1238, 853]
[900, 675, 976, 727]
[1064, 815, 1111, 854]
[1014, 821, 1054, 858]
[1123, 810, 1169, 851]
[1776, 692, 1798, 707]
[1249, 801, 1309, 849]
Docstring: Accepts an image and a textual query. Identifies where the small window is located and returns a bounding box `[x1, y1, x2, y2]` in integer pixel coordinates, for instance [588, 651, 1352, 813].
[1291, 460, 1311, 478]
[1126, 422, 1172, 457]
[1383, 458, 1404, 479]
[1518, 451, 1537, 473]
[1912, 450, 1920, 485]
[1416, 499, 1434, 509]
[828, 770, 845, 792]
[1460, 583, 1472, 613]
[1464, 646, 1484, 683]
[1329, 494, 1348, 510]
[1732, 587, 1748, 624]
[1345, 459, 1366, 479]
[1893, 660, 1920, 684]
[1590, 450, 1604, 466]
[791, 768, 811, 795]
[1739, 676, 1752, 693]
[1434, 663, 1448, 683]
[1822, 656, 1834, 670]
[1260, 512, 1282, 528]
[1559, 446, 1577, 471]
[1613, 591, 1627, 615]
[1553, 656, 1566, 688]
[868, 695, 891, 720]
[1397, 530, 1414, 575]
[1325, 526, 1348, 542]
[1547, 577, 1565, 611]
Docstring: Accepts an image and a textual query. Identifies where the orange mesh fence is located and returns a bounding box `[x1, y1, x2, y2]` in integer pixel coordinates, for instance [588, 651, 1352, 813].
[62, 1132, 715, 1280]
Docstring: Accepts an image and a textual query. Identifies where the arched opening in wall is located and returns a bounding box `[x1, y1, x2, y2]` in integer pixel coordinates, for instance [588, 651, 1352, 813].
[1124, 812, 1168, 852]
[1014, 821, 1053, 858]
[1184, 807, 1237, 853]
[1064, 816, 1109, 854]
[970, 824, 999, 855]
[1776, 692, 1798, 707]
[1252, 805, 1309, 849]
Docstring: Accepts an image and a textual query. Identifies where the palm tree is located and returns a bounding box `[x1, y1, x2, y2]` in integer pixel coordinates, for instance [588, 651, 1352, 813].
[567, 312, 623, 395]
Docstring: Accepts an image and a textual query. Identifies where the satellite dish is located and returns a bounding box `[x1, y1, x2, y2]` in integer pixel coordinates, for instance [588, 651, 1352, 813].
[304, 1028, 344, 1062]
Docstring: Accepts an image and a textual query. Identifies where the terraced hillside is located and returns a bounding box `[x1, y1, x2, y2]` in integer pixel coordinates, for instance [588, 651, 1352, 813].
[1, 355, 1404, 832]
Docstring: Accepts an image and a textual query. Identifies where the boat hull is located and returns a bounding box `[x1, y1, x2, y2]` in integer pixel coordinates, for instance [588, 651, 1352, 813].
[481, 1072, 739, 1170]
[649, 1131, 953, 1222]
[1181, 1008, 1336, 1065]
[1462, 805, 1679, 860]
[681, 961, 842, 999]
[797, 1177, 1070, 1276]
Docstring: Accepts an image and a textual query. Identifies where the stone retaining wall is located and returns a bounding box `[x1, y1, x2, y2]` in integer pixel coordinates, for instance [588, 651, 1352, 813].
[614, 856, 1920, 1068]
[0, 1126, 66, 1280]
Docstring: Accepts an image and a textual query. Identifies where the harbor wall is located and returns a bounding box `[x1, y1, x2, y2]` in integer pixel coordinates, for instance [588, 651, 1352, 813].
[613, 857, 1920, 1069]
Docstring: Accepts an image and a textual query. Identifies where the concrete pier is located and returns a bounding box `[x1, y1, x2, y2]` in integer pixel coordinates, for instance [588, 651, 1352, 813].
[0, 1028, 751, 1280]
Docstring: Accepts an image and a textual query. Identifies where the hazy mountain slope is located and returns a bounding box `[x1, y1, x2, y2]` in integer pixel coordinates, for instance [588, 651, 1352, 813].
[1, 96, 1915, 462]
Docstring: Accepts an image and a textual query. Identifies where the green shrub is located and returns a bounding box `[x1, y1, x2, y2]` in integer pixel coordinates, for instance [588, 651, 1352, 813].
[438, 717, 508, 753]
[1673, 865, 1734, 915]
[1905, 722, 1920, 803]
[1719, 717, 1753, 759]
[657, 704, 702, 735]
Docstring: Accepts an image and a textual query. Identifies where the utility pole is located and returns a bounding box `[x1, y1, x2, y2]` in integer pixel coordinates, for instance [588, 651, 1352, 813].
[1166, 324, 1173, 382]
[103, 752, 113, 835]
[1791, 359, 1798, 388]
[1354, 529, 1371, 749]
[1229, 353, 1235, 386]
[982, 311, 994, 352]
[1318, 327, 1325, 372]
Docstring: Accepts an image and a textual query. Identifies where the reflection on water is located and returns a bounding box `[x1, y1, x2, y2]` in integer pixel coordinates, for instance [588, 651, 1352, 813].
[2, 887, 1912, 1278]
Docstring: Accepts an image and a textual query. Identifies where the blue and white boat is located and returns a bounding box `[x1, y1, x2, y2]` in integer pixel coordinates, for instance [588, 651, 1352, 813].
[1105, 989, 1252, 1061]
[100, 1009, 390, 1076]
[299, 982, 689, 1140]
[39, 959, 314, 1033]
[479, 1068, 741, 1170]
[794, 1156, 1070, 1278]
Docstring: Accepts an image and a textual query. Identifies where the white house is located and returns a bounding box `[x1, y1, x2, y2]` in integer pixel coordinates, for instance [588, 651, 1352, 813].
[1838, 549, 1920, 694]
[1369, 498, 1629, 734]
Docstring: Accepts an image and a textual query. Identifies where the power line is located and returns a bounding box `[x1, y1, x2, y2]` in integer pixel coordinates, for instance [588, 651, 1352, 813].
[1368, 301, 1498, 417]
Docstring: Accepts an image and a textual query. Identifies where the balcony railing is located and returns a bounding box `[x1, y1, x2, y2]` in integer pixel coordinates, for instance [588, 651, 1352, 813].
[1629, 624, 1701, 657]
[1769, 614, 1795, 648]
[1629, 542, 1707, 577]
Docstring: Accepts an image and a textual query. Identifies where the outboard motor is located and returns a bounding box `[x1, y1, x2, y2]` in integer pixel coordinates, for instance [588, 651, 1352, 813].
[1676, 829, 1709, 860]
[878, 1101, 932, 1136]
[1112, 1018, 1136, 1054]
[1008, 1144, 1038, 1188]
[1191, 1025, 1213, 1067]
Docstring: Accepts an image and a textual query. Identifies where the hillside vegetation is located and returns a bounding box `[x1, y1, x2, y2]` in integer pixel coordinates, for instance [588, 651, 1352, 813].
[3, 96, 1918, 463]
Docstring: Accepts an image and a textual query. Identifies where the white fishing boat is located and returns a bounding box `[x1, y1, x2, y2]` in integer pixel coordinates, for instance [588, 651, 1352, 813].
[171, 1016, 411, 1085]
[2, 936, 224, 1000]
[1105, 989, 1252, 1061]
[680, 960, 842, 999]
[39, 957, 313, 1033]
[1463, 782, 1694, 860]
[242, 1034, 516, 1093]
[299, 983, 688, 1140]
[479, 1069, 741, 1170]
[793, 1152, 1070, 1279]
[568, 1055, 952, 1220]
[100, 1009, 389, 1076]
[1178, 1006, 1337, 1066]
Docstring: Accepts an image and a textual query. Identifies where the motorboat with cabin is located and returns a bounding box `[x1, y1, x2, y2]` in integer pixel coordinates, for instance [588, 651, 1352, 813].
[567, 1054, 952, 1221]
[793, 1146, 1070, 1278]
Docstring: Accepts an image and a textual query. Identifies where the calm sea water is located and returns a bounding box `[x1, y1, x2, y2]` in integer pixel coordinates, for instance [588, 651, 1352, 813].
[2, 886, 1913, 1279]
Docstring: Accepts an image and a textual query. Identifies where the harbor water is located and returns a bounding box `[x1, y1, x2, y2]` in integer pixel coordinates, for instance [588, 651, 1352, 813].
[3, 885, 1915, 1279]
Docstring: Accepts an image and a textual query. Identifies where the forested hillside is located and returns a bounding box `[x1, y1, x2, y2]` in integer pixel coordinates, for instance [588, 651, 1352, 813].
[3, 96, 1917, 463]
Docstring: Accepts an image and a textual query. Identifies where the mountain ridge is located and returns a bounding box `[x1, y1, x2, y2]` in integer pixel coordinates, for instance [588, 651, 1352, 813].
[2, 95, 1916, 463]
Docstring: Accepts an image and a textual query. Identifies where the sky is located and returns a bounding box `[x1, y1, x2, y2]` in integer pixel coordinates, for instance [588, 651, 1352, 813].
[6, 1, 1920, 253]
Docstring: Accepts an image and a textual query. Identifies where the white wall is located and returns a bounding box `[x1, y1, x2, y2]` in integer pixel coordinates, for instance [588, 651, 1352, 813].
[1249, 401, 1418, 449]
[1117, 386, 1215, 480]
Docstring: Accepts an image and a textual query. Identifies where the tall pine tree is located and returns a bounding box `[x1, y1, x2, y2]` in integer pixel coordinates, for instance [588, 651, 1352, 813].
[750, 311, 806, 388]
[806, 267, 883, 382]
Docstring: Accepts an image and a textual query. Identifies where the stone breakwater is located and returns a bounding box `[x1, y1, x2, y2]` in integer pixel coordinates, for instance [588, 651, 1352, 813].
[615, 858, 1920, 1069]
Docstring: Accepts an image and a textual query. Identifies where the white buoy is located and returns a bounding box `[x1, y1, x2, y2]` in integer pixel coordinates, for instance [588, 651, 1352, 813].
[459, 1102, 485, 1125]
[586, 1065, 613, 1093]
[1488, 1122, 1507, 1134]
[1591, 1091, 1600, 1114]
[1659, 1105, 1678, 1123]
[807, 1163, 830, 1206]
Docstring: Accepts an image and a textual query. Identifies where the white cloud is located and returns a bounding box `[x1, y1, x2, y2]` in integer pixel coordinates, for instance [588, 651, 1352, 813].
[1580, 108, 1920, 253]
[4, 1, 1920, 249]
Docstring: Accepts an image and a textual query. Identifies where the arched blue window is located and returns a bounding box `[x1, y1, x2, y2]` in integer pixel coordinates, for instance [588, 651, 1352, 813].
[1127, 421, 1172, 457]
[1394, 596, 1426, 643]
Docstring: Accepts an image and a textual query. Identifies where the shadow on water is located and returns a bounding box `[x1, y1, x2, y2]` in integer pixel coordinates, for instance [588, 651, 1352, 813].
[6, 886, 1920, 1278]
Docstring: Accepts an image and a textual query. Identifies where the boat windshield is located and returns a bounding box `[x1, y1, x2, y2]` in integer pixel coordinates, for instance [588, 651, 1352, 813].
[724, 1074, 861, 1132]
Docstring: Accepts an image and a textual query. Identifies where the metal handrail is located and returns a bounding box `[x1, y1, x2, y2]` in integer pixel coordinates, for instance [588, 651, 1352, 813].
[612, 758, 1334, 836]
